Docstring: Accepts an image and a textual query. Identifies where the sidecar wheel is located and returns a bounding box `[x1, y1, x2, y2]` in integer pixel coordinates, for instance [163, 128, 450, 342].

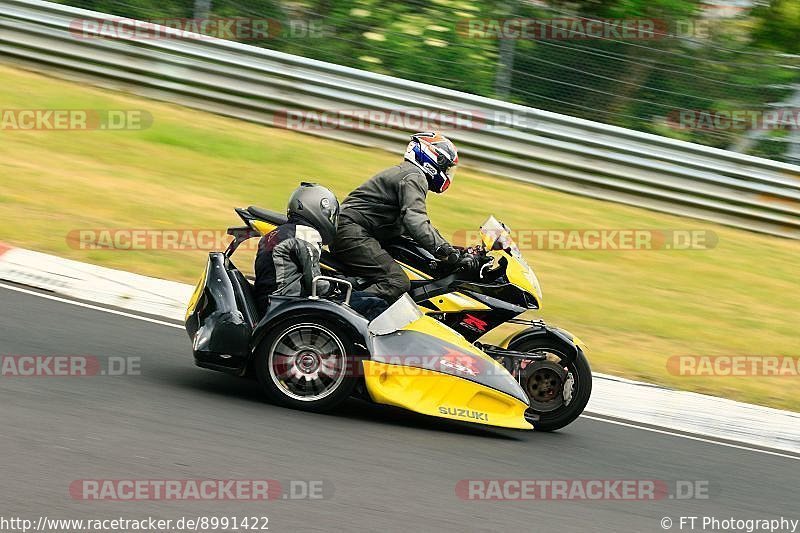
[508, 339, 592, 432]
[255, 318, 357, 412]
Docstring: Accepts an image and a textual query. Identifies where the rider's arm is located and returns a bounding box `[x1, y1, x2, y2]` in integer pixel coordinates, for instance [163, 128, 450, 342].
[292, 239, 330, 296]
[398, 171, 450, 255]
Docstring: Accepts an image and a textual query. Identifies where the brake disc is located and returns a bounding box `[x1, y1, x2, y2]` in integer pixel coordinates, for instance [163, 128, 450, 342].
[521, 360, 569, 413]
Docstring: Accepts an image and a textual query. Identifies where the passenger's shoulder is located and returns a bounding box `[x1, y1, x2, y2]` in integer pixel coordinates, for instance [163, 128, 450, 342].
[294, 225, 323, 246]
[266, 223, 297, 248]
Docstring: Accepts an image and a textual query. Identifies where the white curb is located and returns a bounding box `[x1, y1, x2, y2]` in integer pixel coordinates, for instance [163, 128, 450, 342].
[1, 243, 797, 453]
[0, 245, 191, 320]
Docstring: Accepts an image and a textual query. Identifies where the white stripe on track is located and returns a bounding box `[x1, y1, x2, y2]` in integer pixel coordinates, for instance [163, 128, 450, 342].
[2, 281, 798, 461]
[580, 415, 799, 461]
[0, 281, 183, 329]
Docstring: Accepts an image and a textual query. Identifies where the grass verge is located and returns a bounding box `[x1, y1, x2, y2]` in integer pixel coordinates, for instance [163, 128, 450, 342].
[1, 64, 798, 410]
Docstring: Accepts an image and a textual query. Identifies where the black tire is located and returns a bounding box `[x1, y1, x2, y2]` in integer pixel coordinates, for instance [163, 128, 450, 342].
[255, 317, 357, 413]
[508, 338, 592, 432]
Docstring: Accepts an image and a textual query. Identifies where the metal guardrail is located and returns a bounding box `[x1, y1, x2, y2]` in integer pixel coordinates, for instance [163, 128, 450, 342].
[2, 0, 800, 238]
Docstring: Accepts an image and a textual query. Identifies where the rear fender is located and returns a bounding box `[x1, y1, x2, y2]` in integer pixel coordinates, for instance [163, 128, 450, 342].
[249, 298, 371, 368]
[500, 324, 585, 365]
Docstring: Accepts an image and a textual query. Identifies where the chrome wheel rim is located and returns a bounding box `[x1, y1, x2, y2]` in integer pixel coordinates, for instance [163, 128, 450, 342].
[268, 323, 346, 402]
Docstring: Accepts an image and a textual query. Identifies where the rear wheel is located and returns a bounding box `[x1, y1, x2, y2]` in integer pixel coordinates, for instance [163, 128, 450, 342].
[255, 318, 357, 412]
[508, 338, 592, 432]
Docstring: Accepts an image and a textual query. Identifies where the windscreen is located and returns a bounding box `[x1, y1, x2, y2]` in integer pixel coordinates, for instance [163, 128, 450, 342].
[481, 215, 527, 260]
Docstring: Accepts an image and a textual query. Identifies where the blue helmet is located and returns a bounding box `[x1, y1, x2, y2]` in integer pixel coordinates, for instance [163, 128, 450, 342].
[404, 131, 459, 194]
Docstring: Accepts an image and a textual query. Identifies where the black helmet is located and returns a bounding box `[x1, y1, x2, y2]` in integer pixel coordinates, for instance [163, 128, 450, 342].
[286, 182, 340, 244]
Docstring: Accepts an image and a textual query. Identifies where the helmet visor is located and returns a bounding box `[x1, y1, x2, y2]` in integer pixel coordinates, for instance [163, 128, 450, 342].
[434, 140, 457, 185]
[439, 161, 456, 193]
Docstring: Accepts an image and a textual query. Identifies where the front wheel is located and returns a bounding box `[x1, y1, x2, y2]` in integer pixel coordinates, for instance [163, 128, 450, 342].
[508, 338, 592, 432]
[255, 318, 357, 412]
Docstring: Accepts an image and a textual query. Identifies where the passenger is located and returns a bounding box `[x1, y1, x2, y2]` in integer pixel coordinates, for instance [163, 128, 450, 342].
[253, 182, 388, 320]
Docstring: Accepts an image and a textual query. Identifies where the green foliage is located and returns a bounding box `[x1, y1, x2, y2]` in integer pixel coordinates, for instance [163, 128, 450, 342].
[4, 63, 800, 409]
[54, 0, 800, 162]
[751, 0, 800, 54]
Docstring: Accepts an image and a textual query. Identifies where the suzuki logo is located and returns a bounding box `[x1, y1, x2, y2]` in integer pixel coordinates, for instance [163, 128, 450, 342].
[438, 406, 489, 422]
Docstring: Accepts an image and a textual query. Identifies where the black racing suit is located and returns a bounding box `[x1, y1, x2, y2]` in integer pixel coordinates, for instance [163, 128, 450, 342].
[254, 218, 388, 320]
[331, 161, 452, 301]
[253, 220, 329, 312]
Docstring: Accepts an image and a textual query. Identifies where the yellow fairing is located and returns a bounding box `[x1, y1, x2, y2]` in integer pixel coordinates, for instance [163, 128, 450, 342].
[250, 220, 277, 235]
[185, 262, 208, 321]
[400, 263, 429, 281]
[489, 250, 541, 306]
[363, 361, 532, 430]
[429, 292, 491, 312]
[404, 315, 497, 365]
[399, 263, 490, 313]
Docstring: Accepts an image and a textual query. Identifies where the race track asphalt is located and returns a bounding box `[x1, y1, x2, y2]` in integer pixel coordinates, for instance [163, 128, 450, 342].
[1, 284, 797, 532]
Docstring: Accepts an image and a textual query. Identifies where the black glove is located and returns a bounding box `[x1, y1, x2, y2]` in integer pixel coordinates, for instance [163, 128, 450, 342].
[455, 253, 480, 272]
[435, 243, 461, 265]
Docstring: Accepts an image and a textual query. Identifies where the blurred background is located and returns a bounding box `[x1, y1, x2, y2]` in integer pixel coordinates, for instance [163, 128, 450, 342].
[54, 0, 800, 163]
[1, 0, 798, 409]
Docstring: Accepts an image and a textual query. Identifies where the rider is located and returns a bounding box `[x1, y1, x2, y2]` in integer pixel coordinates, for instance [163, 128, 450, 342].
[254, 182, 388, 319]
[331, 131, 478, 303]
